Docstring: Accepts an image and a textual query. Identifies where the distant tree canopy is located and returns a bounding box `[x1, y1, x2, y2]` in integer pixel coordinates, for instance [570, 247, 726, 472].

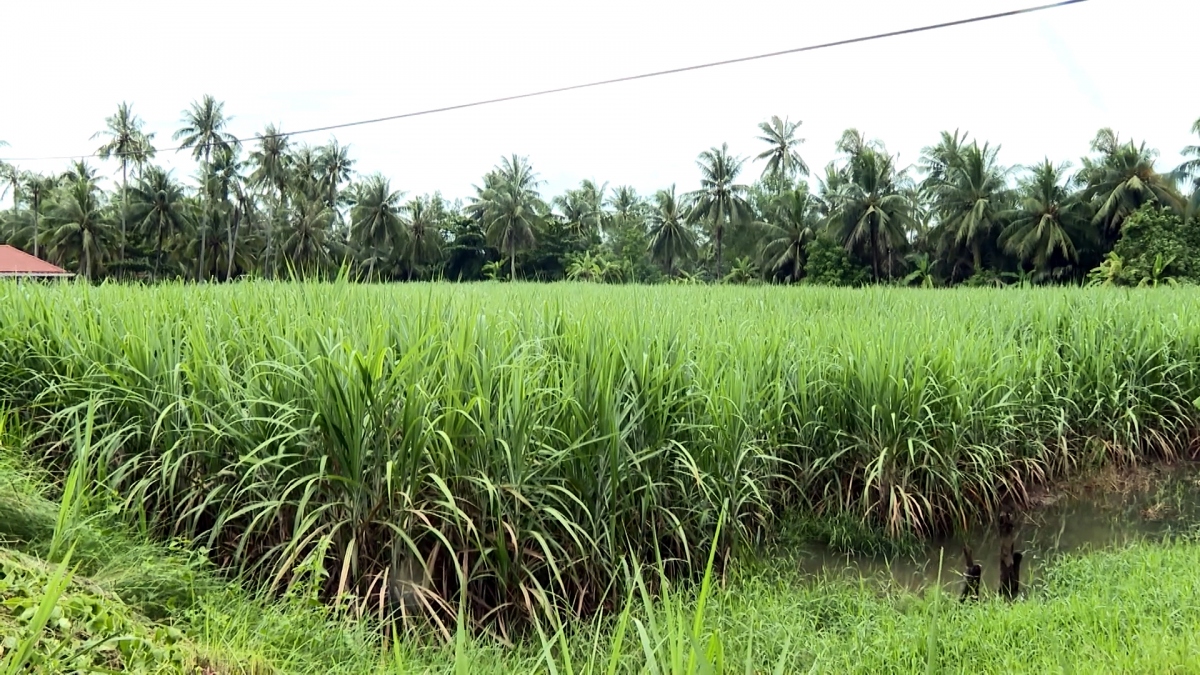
[2, 101, 1197, 286]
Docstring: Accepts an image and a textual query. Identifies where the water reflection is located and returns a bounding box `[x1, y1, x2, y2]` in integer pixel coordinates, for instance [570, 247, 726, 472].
[792, 466, 1200, 594]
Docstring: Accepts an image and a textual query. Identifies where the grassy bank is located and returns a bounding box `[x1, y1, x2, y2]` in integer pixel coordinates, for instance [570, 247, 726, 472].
[3, 435, 1200, 673]
[3, 381, 1200, 671]
[1, 281, 1198, 625]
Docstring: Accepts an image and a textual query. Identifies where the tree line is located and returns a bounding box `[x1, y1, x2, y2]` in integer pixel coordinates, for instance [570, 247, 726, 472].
[2, 97, 1199, 287]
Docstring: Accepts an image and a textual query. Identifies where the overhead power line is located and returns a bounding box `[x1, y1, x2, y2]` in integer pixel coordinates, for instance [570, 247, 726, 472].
[1, 0, 1087, 163]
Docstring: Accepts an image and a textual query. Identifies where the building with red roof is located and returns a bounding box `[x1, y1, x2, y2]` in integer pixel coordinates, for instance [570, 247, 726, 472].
[0, 245, 73, 278]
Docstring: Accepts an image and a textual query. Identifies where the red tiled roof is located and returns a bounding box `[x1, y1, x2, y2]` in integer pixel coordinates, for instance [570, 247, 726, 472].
[0, 245, 72, 276]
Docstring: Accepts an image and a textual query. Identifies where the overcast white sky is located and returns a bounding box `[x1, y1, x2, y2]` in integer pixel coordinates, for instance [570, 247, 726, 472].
[1, 0, 1197, 203]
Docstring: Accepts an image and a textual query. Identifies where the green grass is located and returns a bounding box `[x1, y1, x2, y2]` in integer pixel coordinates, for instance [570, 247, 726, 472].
[710, 539, 1200, 673]
[5, 477, 1200, 675]
[2, 377, 1200, 672]
[1, 281, 1199, 627]
[0, 419, 378, 673]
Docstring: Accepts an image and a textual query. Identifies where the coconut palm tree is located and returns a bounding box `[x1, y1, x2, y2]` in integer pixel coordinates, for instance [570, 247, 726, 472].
[250, 125, 292, 278]
[250, 126, 291, 190]
[606, 186, 646, 237]
[918, 129, 971, 192]
[483, 183, 539, 282]
[825, 140, 914, 282]
[647, 185, 696, 276]
[62, 160, 100, 185]
[465, 170, 499, 225]
[0, 142, 11, 233]
[1000, 159, 1091, 277]
[21, 172, 57, 259]
[1173, 117, 1200, 218]
[47, 177, 114, 281]
[128, 167, 191, 278]
[552, 189, 592, 238]
[317, 140, 355, 211]
[471, 155, 544, 281]
[403, 194, 444, 280]
[283, 194, 335, 276]
[93, 102, 153, 262]
[289, 144, 324, 203]
[227, 179, 259, 280]
[443, 218, 492, 282]
[185, 206, 228, 281]
[174, 95, 239, 276]
[607, 186, 641, 222]
[206, 146, 247, 280]
[1, 162, 22, 232]
[686, 144, 752, 280]
[189, 146, 242, 281]
[813, 165, 842, 220]
[1080, 129, 1182, 237]
[833, 128, 882, 159]
[927, 142, 1011, 274]
[349, 174, 405, 280]
[1089, 127, 1122, 156]
[129, 133, 157, 184]
[579, 179, 608, 236]
[552, 180, 608, 238]
[174, 95, 239, 167]
[755, 115, 809, 183]
[759, 186, 819, 282]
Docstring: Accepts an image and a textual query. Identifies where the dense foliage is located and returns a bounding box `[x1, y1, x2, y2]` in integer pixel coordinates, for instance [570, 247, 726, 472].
[2, 102, 1197, 285]
[4, 419, 1200, 673]
[2, 282, 1198, 629]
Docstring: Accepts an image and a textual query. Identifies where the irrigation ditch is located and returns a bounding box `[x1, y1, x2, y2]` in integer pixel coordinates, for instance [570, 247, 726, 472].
[779, 459, 1200, 601]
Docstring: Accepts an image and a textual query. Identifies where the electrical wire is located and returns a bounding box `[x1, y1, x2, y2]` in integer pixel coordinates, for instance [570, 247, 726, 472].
[0, 0, 1087, 163]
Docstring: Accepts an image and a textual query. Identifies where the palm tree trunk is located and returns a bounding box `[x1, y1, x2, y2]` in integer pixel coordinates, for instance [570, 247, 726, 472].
[271, 182, 287, 280]
[32, 197, 39, 260]
[714, 226, 724, 282]
[870, 226, 881, 282]
[9, 180, 20, 242]
[155, 221, 164, 280]
[119, 160, 128, 265]
[972, 243, 983, 274]
[278, 188, 290, 278]
[226, 206, 240, 281]
[510, 244, 517, 281]
[200, 147, 210, 282]
[408, 240, 418, 281]
[198, 226, 206, 282]
[266, 197, 276, 280]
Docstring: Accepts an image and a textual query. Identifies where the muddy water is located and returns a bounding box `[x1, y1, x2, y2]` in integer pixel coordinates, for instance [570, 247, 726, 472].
[793, 466, 1200, 594]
